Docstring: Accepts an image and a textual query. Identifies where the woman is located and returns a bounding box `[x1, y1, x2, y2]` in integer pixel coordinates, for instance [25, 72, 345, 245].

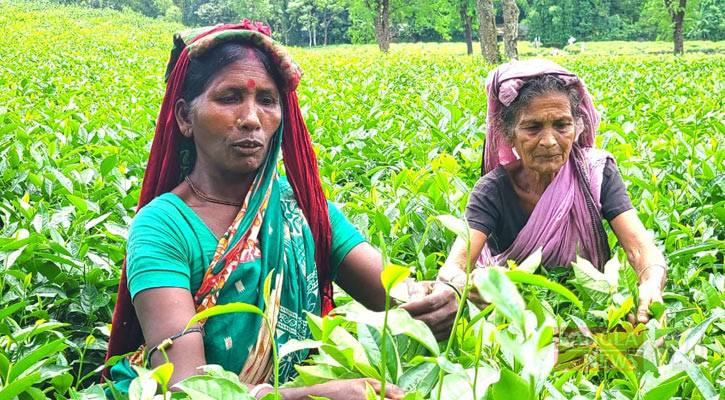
[104, 22, 457, 399]
[438, 59, 666, 325]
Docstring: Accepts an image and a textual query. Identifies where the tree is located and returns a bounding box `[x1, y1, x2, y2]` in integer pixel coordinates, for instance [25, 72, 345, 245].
[269, 0, 294, 44]
[313, 0, 347, 45]
[289, 0, 317, 46]
[526, 0, 577, 46]
[229, 0, 273, 21]
[195, 0, 237, 24]
[688, 0, 725, 40]
[368, 0, 392, 51]
[458, 0, 475, 54]
[501, 0, 519, 59]
[476, 0, 498, 63]
[665, 0, 686, 54]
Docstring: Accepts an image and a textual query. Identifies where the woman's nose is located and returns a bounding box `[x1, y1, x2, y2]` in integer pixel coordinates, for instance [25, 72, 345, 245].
[237, 100, 261, 130]
[540, 127, 557, 147]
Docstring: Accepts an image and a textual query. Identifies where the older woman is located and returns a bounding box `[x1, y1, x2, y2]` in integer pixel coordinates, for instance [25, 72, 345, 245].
[104, 22, 457, 399]
[438, 59, 666, 325]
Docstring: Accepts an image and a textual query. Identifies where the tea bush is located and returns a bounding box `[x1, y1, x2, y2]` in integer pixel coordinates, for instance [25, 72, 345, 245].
[0, 2, 723, 399]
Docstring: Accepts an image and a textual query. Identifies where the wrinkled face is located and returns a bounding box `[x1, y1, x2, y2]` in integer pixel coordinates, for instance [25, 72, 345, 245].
[510, 92, 576, 177]
[180, 57, 282, 177]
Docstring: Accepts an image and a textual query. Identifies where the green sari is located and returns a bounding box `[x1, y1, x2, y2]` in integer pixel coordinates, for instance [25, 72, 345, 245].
[107, 22, 335, 392]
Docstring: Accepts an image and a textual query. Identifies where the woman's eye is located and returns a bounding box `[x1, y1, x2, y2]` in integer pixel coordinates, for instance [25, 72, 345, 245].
[555, 122, 572, 129]
[220, 95, 238, 103]
[259, 97, 277, 106]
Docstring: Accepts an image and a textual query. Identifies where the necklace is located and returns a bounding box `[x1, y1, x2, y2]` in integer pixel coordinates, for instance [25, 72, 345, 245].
[184, 175, 243, 207]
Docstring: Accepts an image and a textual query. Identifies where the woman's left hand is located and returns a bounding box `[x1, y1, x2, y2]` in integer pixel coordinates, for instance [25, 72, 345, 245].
[399, 281, 459, 341]
[629, 277, 664, 325]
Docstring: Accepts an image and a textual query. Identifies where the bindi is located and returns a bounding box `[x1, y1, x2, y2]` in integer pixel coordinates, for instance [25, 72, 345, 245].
[246, 79, 256, 89]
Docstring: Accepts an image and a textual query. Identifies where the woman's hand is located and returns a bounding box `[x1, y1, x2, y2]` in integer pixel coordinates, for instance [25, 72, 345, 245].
[311, 379, 404, 400]
[610, 210, 667, 327]
[399, 281, 459, 341]
[438, 265, 489, 310]
[628, 264, 666, 325]
[259, 379, 404, 400]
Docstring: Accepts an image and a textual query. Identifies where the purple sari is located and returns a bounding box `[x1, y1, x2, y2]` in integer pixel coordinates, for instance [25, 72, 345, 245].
[476, 60, 612, 270]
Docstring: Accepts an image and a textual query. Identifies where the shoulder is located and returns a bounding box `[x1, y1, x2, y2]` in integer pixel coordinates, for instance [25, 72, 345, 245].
[582, 147, 615, 167]
[131, 193, 187, 232]
[472, 165, 509, 195]
[278, 176, 345, 225]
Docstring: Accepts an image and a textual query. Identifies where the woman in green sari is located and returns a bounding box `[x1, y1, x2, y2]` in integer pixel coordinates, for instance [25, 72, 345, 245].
[105, 22, 457, 399]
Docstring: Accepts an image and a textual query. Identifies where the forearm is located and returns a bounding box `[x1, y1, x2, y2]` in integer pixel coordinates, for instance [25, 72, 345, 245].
[438, 231, 487, 284]
[336, 242, 387, 311]
[254, 385, 307, 400]
[610, 210, 667, 289]
[252, 382, 346, 400]
[626, 241, 667, 287]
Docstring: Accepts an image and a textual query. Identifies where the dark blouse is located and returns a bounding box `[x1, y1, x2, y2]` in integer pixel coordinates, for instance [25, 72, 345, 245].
[465, 158, 633, 255]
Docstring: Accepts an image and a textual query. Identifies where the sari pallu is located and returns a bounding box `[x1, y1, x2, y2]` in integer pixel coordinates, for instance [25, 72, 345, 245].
[476, 146, 613, 270]
[110, 125, 323, 388]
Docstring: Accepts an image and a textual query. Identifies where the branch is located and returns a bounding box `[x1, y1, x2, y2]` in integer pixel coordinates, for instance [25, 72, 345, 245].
[664, 0, 677, 21]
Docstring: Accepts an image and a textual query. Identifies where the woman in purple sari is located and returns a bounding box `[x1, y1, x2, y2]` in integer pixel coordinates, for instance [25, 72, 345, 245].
[438, 59, 666, 324]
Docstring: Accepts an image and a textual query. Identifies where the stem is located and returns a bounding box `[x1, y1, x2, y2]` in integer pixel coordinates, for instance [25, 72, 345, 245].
[262, 316, 280, 399]
[74, 344, 87, 391]
[379, 293, 391, 400]
[472, 325, 485, 399]
[414, 220, 433, 279]
[436, 226, 472, 399]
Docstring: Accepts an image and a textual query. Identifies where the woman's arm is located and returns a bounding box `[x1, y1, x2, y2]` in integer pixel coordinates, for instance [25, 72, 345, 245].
[336, 242, 458, 340]
[609, 209, 667, 324]
[134, 287, 404, 399]
[134, 288, 207, 385]
[436, 230, 488, 307]
[335, 242, 388, 311]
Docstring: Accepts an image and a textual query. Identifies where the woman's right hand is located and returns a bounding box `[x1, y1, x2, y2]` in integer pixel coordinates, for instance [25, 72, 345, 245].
[263, 379, 404, 400]
[437, 232, 490, 309]
[310, 379, 404, 400]
[442, 267, 489, 309]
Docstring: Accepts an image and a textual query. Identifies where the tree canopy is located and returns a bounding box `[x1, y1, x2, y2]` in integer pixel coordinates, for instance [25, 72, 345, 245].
[59, 0, 725, 46]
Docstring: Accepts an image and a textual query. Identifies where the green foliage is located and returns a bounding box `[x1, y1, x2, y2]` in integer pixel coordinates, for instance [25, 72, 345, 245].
[52, 0, 725, 48]
[1, 2, 724, 399]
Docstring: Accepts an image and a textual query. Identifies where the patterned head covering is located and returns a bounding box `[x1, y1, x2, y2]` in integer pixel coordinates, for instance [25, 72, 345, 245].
[483, 59, 600, 175]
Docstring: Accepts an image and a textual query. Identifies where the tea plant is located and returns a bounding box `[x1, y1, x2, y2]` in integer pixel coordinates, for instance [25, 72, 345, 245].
[0, 1, 723, 399]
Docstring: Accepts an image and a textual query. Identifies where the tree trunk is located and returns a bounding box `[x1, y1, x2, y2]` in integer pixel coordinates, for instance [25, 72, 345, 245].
[308, 21, 312, 47]
[372, 0, 391, 52]
[281, 0, 290, 45]
[322, 9, 328, 46]
[324, 20, 330, 46]
[666, 0, 686, 54]
[476, 0, 498, 63]
[501, 0, 519, 60]
[459, 1, 473, 55]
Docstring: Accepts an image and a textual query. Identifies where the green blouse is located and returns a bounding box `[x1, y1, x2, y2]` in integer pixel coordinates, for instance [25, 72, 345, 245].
[126, 193, 364, 301]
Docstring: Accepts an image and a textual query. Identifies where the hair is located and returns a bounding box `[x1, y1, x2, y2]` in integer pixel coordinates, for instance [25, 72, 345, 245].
[498, 74, 580, 143]
[180, 42, 286, 112]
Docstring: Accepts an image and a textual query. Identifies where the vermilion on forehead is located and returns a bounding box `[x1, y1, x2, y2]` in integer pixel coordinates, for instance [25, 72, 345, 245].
[247, 79, 256, 89]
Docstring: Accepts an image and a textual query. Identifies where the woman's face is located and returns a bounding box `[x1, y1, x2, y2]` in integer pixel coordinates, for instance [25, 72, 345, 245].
[178, 57, 282, 177]
[510, 91, 576, 177]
